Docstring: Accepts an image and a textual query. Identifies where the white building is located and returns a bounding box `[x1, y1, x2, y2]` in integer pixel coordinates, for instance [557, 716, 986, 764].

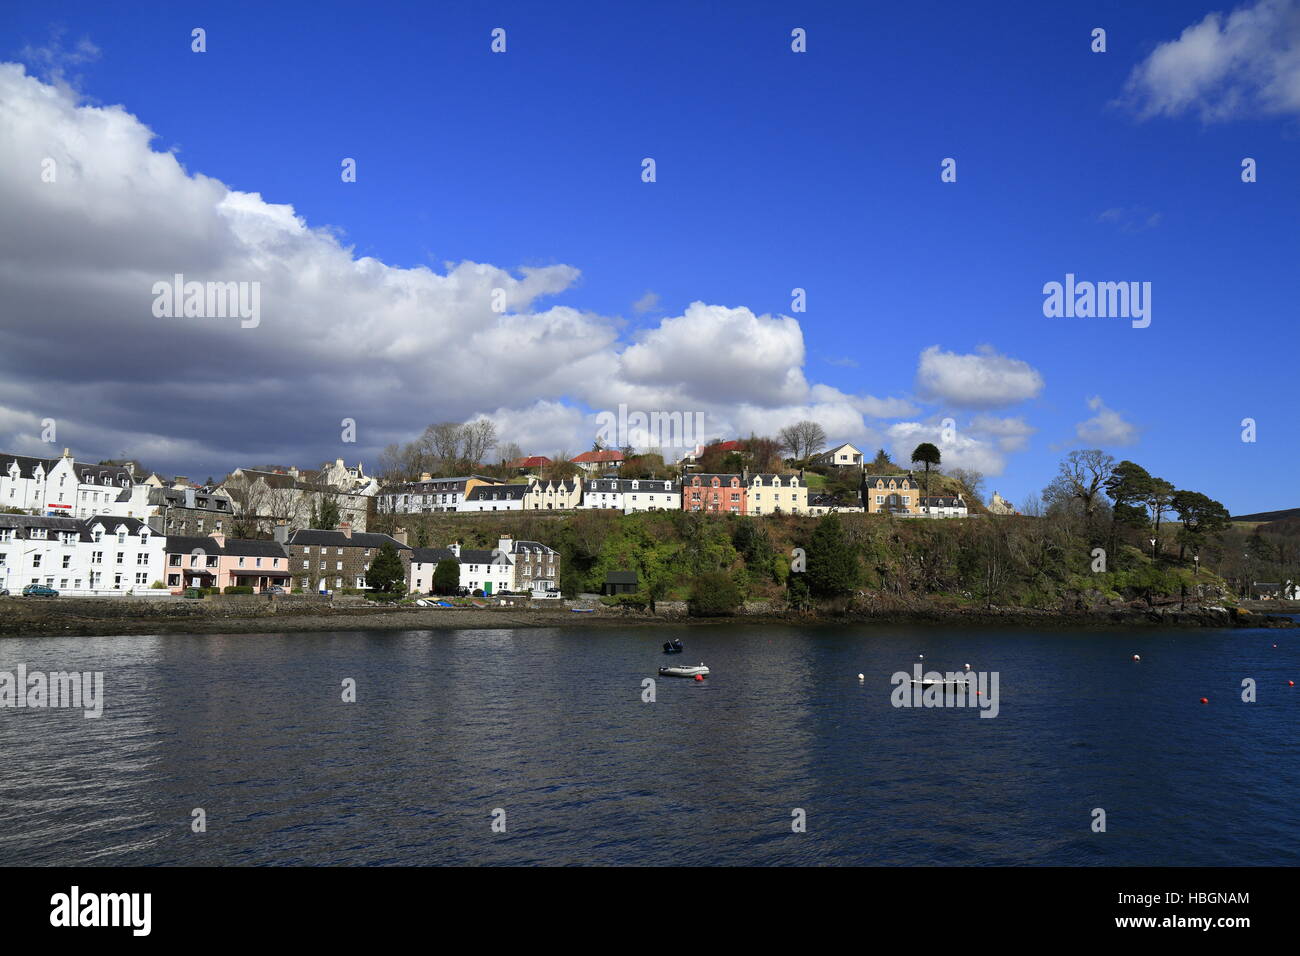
[745, 473, 808, 515]
[806, 493, 865, 516]
[0, 514, 164, 595]
[377, 475, 503, 514]
[810, 442, 864, 469]
[459, 483, 527, 512]
[0, 450, 136, 518]
[578, 478, 681, 513]
[919, 494, 969, 518]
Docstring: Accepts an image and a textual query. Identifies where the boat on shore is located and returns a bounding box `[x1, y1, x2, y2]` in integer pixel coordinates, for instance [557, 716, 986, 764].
[660, 664, 709, 678]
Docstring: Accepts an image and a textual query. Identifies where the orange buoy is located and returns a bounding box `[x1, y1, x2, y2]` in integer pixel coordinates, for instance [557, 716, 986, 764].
[693, 674, 704, 681]
[1200, 697, 1209, 704]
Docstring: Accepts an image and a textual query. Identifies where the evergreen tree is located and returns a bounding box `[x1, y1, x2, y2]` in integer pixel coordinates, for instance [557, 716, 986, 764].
[910, 442, 941, 497]
[432, 558, 460, 594]
[366, 541, 406, 594]
[806, 513, 860, 597]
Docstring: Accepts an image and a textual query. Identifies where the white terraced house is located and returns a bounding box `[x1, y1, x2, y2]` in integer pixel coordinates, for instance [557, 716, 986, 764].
[810, 442, 865, 469]
[459, 483, 527, 512]
[578, 477, 681, 513]
[919, 494, 969, 518]
[0, 449, 137, 518]
[376, 475, 503, 513]
[0, 514, 164, 595]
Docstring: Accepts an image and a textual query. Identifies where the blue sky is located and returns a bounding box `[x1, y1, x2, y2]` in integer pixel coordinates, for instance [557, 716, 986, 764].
[2, 0, 1298, 513]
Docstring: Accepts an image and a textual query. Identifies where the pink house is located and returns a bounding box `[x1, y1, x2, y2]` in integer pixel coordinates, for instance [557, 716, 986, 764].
[164, 531, 292, 592]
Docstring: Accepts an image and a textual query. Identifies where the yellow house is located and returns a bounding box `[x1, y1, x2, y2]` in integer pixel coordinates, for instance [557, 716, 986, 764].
[746, 473, 808, 515]
[863, 473, 922, 514]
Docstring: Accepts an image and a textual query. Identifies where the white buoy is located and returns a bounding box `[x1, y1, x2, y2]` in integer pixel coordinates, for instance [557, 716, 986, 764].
[963, 663, 971, 672]
[1133, 654, 1141, 662]
[857, 673, 865, 681]
[918, 654, 924, 660]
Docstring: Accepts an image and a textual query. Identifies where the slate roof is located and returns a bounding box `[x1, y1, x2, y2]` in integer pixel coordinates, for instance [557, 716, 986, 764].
[286, 529, 412, 551]
[465, 484, 528, 501]
[164, 535, 291, 558]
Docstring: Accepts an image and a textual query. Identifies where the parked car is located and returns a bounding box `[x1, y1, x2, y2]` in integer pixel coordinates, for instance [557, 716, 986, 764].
[22, 584, 59, 597]
[0, 587, 9, 596]
[265, 586, 287, 595]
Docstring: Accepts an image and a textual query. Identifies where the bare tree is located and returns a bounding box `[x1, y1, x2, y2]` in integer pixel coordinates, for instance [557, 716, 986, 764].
[460, 419, 498, 470]
[1044, 449, 1115, 520]
[778, 420, 827, 460]
[946, 467, 985, 504]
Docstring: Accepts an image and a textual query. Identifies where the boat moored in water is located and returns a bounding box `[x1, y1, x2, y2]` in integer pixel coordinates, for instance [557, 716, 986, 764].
[663, 639, 684, 654]
[659, 664, 709, 678]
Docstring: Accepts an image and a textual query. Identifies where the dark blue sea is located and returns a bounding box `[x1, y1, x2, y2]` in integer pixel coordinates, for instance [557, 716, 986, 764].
[1, 623, 1296, 865]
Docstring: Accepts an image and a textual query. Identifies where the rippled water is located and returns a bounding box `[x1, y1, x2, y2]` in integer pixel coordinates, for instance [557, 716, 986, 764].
[0, 624, 1295, 866]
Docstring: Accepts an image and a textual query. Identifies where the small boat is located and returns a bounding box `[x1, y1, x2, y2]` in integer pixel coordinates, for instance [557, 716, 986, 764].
[663, 639, 684, 654]
[910, 678, 971, 688]
[659, 664, 709, 678]
[571, 608, 596, 613]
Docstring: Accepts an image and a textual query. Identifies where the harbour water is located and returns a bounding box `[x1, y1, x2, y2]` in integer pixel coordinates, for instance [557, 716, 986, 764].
[0, 624, 1295, 866]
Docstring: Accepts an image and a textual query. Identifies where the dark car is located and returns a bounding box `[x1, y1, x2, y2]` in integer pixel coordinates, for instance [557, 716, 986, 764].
[23, 584, 59, 597]
[0, 587, 9, 596]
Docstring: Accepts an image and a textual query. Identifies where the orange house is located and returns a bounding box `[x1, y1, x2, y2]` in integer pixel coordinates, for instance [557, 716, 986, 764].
[683, 473, 746, 514]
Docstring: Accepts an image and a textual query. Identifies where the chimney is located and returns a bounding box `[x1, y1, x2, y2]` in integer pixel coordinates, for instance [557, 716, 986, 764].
[497, 536, 513, 554]
[288, 466, 299, 478]
[337, 521, 353, 539]
[335, 458, 345, 469]
[393, 527, 408, 545]
[184, 488, 196, 509]
[449, 542, 461, 558]
[273, 521, 289, 544]
[210, 531, 225, 548]
[420, 472, 432, 482]
[173, 477, 189, 490]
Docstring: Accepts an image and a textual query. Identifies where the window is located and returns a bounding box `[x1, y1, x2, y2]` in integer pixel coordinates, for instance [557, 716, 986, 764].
[116, 552, 124, 564]
[32, 554, 41, 568]
[62, 555, 71, 568]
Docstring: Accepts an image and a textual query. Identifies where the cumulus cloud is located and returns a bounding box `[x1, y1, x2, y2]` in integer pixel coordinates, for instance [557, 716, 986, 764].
[968, 414, 1036, 453]
[1073, 396, 1140, 446]
[884, 419, 1011, 477]
[0, 63, 921, 475]
[1122, 0, 1300, 122]
[915, 345, 1045, 409]
[631, 291, 659, 314]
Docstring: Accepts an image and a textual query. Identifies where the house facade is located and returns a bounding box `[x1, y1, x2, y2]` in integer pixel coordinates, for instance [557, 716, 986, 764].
[460, 483, 528, 512]
[683, 473, 746, 514]
[376, 475, 501, 514]
[0, 450, 136, 519]
[811, 443, 864, 469]
[0, 514, 164, 595]
[220, 467, 370, 534]
[163, 532, 292, 593]
[862, 473, 923, 515]
[498, 536, 561, 593]
[523, 478, 581, 510]
[578, 477, 681, 513]
[806, 493, 865, 516]
[745, 473, 808, 515]
[919, 494, 969, 518]
[284, 526, 413, 592]
[107, 481, 236, 536]
[571, 449, 624, 474]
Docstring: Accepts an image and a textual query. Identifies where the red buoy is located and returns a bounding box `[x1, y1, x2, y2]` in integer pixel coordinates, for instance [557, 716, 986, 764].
[1289, 681, 1295, 687]
[694, 674, 704, 682]
[1200, 697, 1209, 704]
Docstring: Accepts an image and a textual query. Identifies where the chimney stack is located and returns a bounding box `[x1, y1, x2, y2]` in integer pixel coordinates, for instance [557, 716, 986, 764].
[173, 477, 189, 490]
[210, 531, 226, 548]
[393, 526, 407, 545]
[338, 522, 353, 539]
[273, 521, 288, 544]
[497, 536, 513, 554]
[420, 472, 432, 482]
[449, 542, 461, 558]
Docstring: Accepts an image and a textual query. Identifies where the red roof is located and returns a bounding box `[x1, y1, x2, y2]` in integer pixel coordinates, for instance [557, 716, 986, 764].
[710, 440, 744, 453]
[507, 456, 552, 468]
[572, 450, 625, 464]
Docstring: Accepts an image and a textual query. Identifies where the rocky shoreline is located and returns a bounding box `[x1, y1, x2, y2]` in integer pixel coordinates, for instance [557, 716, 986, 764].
[1, 595, 1295, 637]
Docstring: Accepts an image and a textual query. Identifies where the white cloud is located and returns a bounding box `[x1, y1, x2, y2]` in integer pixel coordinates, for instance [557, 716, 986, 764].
[632, 291, 659, 314]
[968, 414, 1036, 453]
[885, 418, 1012, 477]
[915, 345, 1044, 409]
[1122, 0, 1300, 122]
[1074, 396, 1140, 446]
[0, 64, 920, 475]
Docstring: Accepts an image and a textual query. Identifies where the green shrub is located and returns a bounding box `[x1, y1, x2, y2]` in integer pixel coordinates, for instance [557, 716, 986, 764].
[222, 585, 254, 595]
[688, 571, 743, 617]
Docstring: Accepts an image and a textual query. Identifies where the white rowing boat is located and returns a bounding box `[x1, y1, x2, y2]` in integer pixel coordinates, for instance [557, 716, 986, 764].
[659, 664, 709, 678]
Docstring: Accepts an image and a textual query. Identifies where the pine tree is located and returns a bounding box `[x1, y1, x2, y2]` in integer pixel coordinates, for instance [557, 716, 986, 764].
[366, 541, 406, 594]
[806, 513, 860, 597]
